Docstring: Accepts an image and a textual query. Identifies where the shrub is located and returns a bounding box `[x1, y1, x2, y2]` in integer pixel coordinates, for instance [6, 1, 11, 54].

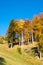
[31, 47, 38, 56]
[17, 47, 22, 54]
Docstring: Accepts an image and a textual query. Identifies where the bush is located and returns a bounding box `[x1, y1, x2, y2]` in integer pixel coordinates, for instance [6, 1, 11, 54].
[31, 47, 39, 56]
[17, 47, 22, 54]
[0, 39, 3, 44]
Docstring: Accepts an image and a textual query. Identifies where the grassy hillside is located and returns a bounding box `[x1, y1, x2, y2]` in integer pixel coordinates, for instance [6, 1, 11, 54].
[0, 44, 42, 65]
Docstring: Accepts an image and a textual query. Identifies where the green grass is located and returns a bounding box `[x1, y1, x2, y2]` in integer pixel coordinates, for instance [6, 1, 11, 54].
[0, 44, 42, 65]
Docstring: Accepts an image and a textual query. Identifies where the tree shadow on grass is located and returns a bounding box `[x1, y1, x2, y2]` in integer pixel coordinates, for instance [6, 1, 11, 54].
[0, 57, 6, 65]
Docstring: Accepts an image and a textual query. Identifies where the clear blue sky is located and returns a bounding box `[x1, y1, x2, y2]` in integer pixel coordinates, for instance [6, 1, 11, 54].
[0, 0, 43, 36]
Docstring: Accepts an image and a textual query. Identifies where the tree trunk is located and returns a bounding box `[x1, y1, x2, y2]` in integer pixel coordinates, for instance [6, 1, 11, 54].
[19, 35, 21, 46]
[28, 38, 29, 45]
[21, 31, 24, 45]
[35, 34, 36, 42]
[32, 33, 34, 44]
[11, 43, 12, 48]
[39, 51, 41, 59]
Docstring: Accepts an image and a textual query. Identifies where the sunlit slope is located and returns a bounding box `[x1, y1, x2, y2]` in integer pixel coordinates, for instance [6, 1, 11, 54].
[0, 44, 42, 65]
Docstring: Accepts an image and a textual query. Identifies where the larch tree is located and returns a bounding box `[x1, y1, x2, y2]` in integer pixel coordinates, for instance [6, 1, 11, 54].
[24, 19, 31, 44]
[18, 20, 25, 45]
[32, 16, 41, 43]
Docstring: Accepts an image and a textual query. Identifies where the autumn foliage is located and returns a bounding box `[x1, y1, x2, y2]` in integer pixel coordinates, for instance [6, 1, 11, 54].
[6, 13, 43, 45]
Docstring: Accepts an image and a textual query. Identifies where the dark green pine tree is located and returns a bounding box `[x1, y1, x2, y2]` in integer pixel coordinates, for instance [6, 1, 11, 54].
[6, 20, 16, 48]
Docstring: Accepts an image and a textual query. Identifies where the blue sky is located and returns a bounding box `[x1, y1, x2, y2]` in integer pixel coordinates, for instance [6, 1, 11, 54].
[0, 0, 43, 36]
